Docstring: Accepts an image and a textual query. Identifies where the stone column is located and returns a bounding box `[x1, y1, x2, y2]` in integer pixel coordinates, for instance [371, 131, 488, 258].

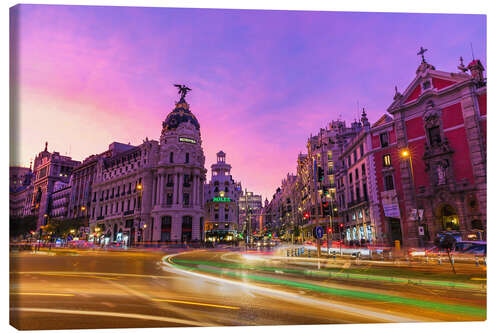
[173, 173, 179, 205]
[152, 173, 157, 206]
[193, 175, 198, 206]
[178, 173, 183, 205]
[156, 175, 161, 207]
[159, 173, 166, 206]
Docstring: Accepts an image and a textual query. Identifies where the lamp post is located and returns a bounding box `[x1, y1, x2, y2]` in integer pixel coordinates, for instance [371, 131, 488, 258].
[401, 148, 423, 248]
[136, 183, 144, 246]
[80, 206, 87, 240]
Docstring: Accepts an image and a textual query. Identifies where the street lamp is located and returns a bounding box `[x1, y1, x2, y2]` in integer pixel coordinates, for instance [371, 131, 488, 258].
[401, 148, 423, 247]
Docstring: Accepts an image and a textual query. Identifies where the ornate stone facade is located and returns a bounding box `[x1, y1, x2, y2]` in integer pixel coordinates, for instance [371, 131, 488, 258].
[388, 56, 487, 246]
[89, 97, 207, 245]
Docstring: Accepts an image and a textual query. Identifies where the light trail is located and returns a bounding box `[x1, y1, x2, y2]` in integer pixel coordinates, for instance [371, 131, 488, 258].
[175, 258, 484, 291]
[162, 253, 425, 323]
[9, 308, 211, 326]
[10, 292, 75, 297]
[152, 298, 240, 310]
[165, 254, 486, 318]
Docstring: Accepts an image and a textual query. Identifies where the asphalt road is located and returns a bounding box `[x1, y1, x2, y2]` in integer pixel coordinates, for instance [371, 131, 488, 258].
[9, 248, 486, 330]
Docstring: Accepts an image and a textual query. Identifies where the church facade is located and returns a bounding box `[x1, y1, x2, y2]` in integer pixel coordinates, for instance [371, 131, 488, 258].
[388, 54, 487, 246]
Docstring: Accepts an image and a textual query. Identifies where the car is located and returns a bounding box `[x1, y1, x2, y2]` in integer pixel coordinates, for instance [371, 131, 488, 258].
[463, 244, 486, 256]
[454, 241, 486, 253]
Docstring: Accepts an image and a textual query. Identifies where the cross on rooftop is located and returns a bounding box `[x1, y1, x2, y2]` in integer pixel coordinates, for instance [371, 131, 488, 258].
[417, 46, 428, 63]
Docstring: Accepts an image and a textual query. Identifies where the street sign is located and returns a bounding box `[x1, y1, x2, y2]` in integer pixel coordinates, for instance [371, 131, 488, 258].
[314, 226, 324, 239]
[418, 226, 425, 236]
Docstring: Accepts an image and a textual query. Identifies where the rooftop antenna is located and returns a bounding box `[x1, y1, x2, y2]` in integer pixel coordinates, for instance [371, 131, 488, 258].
[470, 42, 475, 60]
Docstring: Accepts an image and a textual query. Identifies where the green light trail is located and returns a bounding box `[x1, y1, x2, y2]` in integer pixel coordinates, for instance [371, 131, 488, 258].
[170, 258, 486, 318]
[172, 259, 483, 290]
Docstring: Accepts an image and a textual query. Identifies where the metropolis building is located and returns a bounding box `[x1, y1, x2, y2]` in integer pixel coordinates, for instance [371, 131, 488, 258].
[89, 92, 207, 245]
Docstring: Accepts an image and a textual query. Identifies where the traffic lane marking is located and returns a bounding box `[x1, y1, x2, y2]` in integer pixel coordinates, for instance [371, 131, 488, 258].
[9, 307, 209, 326]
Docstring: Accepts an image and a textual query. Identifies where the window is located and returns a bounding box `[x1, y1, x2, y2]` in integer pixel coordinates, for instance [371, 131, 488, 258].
[185, 153, 189, 164]
[423, 80, 431, 90]
[166, 193, 173, 205]
[353, 150, 357, 162]
[361, 163, 366, 176]
[348, 156, 352, 167]
[328, 151, 332, 160]
[384, 175, 395, 191]
[355, 186, 360, 200]
[380, 132, 389, 148]
[183, 193, 190, 206]
[383, 154, 391, 167]
[349, 173, 353, 183]
[355, 169, 359, 180]
[428, 126, 441, 146]
[360, 144, 364, 156]
[170, 152, 174, 163]
[363, 183, 368, 199]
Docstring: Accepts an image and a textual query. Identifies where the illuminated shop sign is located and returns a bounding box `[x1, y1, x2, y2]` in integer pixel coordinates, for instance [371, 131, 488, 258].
[213, 197, 231, 202]
[179, 137, 197, 144]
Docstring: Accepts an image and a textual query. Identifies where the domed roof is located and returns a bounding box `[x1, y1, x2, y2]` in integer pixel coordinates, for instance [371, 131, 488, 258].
[162, 100, 200, 131]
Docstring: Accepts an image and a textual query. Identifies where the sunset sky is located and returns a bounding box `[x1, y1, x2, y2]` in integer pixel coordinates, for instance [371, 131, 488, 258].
[10, 4, 486, 200]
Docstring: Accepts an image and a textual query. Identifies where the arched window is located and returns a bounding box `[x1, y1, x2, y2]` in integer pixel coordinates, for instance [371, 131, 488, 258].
[170, 152, 174, 163]
[185, 153, 189, 164]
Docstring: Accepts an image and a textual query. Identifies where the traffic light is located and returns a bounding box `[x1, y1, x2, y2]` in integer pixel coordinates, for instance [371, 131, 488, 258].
[327, 227, 333, 233]
[304, 212, 310, 219]
[268, 233, 272, 238]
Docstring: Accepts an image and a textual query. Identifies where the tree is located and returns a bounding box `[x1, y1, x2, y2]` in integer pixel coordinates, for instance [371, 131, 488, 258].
[10, 215, 37, 239]
[44, 217, 85, 240]
[434, 234, 457, 274]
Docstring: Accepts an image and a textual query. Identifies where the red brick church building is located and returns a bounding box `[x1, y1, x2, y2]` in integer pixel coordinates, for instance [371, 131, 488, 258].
[387, 50, 486, 247]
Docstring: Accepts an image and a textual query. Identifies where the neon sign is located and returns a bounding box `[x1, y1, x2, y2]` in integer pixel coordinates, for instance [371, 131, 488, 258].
[179, 137, 196, 144]
[213, 197, 231, 202]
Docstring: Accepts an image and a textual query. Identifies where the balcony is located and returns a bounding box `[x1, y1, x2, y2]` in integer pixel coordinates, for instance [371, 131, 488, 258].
[123, 210, 135, 216]
[96, 216, 104, 221]
[347, 197, 368, 208]
[183, 203, 193, 208]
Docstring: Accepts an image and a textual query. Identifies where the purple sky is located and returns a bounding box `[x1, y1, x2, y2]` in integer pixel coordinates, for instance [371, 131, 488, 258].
[10, 4, 486, 200]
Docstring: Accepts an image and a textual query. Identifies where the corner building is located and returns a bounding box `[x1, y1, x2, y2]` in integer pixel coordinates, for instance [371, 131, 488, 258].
[89, 96, 206, 244]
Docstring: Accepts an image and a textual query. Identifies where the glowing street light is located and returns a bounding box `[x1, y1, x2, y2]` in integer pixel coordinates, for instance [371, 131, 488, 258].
[136, 184, 143, 191]
[401, 147, 423, 247]
[81, 206, 86, 211]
